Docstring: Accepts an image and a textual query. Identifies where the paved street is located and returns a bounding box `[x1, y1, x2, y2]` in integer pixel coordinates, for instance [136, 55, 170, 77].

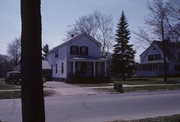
[0, 90, 180, 122]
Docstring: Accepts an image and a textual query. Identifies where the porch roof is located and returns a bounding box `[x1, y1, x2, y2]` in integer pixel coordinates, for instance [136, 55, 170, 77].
[68, 56, 106, 62]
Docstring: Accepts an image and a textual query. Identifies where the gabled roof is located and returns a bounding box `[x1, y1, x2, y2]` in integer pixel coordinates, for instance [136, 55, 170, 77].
[48, 33, 102, 54]
[140, 41, 180, 61]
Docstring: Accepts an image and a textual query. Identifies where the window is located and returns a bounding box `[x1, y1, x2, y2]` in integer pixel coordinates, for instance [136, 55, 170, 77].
[148, 55, 153, 61]
[55, 50, 58, 58]
[61, 63, 64, 74]
[80, 46, 88, 56]
[55, 64, 58, 73]
[175, 65, 180, 71]
[70, 46, 79, 55]
[148, 54, 161, 61]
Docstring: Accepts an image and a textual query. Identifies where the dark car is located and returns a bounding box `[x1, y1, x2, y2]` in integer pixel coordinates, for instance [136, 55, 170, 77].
[5, 71, 21, 85]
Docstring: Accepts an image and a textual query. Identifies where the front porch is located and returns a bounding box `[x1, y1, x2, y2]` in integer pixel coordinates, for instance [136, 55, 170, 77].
[136, 62, 169, 76]
[67, 57, 107, 77]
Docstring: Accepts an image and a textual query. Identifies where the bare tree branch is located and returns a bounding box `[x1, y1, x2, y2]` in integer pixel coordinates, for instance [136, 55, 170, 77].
[7, 38, 21, 66]
[67, 11, 114, 56]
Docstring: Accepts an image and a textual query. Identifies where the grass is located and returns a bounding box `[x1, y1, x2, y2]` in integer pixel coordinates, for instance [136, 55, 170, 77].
[0, 90, 55, 99]
[0, 78, 19, 90]
[124, 85, 180, 92]
[110, 114, 180, 122]
[0, 91, 21, 99]
[74, 83, 112, 87]
[0, 84, 19, 90]
[114, 77, 180, 85]
[96, 84, 180, 93]
[0, 78, 20, 90]
[73, 77, 180, 87]
[0, 78, 5, 82]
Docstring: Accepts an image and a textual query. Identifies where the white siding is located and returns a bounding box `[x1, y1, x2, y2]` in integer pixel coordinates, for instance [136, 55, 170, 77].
[53, 58, 67, 78]
[47, 45, 68, 78]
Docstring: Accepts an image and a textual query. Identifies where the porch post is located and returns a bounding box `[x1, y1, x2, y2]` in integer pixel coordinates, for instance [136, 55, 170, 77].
[93, 61, 96, 77]
[73, 61, 76, 75]
[104, 61, 107, 77]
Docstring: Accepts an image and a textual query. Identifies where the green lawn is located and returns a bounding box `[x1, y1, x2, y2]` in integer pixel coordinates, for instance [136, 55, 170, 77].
[0, 78, 5, 83]
[124, 85, 180, 92]
[0, 91, 21, 99]
[111, 114, 180, 122]
[96, 84, 180, 93]
[74, 77, 180, 87]
[0, 85, 19, 90]
[114, 77, 180, 85]
[0, 90, 55, 99]
[0, 78, 19, 90]
[74, 83, 113, 87]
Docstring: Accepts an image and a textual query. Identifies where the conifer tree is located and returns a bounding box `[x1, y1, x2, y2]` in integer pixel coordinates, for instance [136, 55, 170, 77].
[42, 44, 49, 59]
[112, 11, 136, 80]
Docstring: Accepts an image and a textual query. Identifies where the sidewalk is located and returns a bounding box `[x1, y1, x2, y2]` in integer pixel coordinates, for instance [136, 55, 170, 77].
[1, 83, 180, 96]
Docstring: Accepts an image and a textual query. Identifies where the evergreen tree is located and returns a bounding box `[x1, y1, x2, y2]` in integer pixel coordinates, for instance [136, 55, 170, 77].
[112, 11, 136, 80]
[42, 44, 49, 59]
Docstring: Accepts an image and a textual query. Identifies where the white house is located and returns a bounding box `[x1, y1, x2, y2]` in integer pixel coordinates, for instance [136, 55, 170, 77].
[136, 41, 180, 76]
[46, 33, 107, 81]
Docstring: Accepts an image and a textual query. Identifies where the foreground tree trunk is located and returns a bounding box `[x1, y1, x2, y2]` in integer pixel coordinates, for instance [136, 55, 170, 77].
[21, 0, 45, 122]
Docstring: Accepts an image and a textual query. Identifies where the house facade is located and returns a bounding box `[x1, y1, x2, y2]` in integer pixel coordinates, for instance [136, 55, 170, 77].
[136, 41, 180, 76]
[46, 33, 107, 81]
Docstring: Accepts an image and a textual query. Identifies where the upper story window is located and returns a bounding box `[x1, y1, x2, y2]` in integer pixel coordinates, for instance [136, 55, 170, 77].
[80, 46, 88, 56]
[148, 54, 161, 61]
[55, 50, 58, 58]
[70, 46, 79, 55]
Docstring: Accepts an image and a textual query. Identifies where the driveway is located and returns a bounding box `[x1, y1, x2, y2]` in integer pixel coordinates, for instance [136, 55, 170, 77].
[44, 81, 105, 96]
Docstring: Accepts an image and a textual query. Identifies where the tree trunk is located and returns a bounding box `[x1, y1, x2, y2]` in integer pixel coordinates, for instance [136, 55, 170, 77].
[163, 40, 168, 83]
[20, 0, 45, 122]
[161, 21, 168, 83]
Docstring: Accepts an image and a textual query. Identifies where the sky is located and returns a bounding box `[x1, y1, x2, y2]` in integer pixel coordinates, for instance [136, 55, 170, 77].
[0, 0, 151, 61]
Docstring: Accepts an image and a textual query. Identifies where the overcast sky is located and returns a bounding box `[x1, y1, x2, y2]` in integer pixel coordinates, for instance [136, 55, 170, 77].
[0, 0, 151, 61]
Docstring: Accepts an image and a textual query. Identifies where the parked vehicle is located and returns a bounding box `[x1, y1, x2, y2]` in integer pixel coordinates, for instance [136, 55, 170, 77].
[5, 71, 21, 85]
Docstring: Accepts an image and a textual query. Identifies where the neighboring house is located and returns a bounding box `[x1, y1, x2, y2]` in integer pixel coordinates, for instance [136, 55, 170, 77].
[46, 33, 107, 81]
[13, 60, 52, 80]
[42, 60, 52, 80]
[136, 41, 180, 76]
